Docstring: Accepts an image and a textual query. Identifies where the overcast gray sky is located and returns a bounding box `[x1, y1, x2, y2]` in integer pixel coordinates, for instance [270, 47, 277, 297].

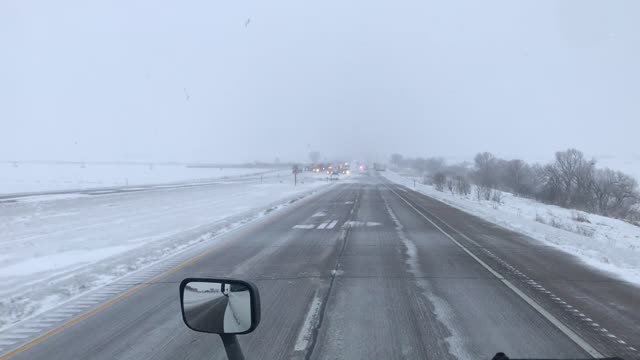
[2, 0, 639, 164]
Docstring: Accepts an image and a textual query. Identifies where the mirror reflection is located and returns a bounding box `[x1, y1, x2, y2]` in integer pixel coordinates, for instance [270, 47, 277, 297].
[182, 281, 252, 334]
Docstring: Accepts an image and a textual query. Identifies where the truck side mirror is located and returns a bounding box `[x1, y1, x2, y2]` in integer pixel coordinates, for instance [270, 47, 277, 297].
[180, 278, 261, 335]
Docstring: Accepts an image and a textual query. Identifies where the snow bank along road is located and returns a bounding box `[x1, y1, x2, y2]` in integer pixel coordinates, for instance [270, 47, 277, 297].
[1, 174, 639, 359]
[0, 171, 328, 332]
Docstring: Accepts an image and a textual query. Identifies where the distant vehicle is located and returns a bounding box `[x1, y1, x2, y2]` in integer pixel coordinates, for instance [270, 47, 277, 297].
[341, 162, 351, 174]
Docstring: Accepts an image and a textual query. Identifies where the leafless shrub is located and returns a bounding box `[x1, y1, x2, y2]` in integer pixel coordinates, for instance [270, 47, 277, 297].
[433, 172, 446, 192]
[446, 178, 455, 194]
[474, 152, 498, 189]
[536, 213, 595, 237]
[572, 211, 591, 224]
[575, 225, 595, 237]
[491, 191, 503, 204]
[395, 149, 640, 221]
[454, 176, 471, 196]
[483, 187, 493, 201]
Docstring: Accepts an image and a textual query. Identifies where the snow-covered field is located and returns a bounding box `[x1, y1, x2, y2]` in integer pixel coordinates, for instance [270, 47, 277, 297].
[0, 171, 332, 330]
[0, 162, 275, 195]
[383, 171, 640, 286]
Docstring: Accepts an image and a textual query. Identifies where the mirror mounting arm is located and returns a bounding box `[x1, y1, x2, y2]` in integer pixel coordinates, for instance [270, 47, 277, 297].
[220, 334, 245, 360]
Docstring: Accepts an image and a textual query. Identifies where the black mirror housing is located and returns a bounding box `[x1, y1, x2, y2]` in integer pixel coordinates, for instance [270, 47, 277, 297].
[179, 278, 261, 335]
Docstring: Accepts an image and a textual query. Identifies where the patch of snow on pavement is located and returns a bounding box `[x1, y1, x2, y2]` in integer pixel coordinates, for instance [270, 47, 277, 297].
[384, 196, 471, 360]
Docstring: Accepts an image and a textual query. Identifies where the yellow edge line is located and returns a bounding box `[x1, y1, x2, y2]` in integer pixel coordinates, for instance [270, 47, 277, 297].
[0, 188, 324, 360]
[0, 239, 224, 360]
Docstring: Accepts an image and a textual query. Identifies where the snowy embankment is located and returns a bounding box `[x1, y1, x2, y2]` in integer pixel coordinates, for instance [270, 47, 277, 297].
[383, 171, 640, 285]
[0, 170, 331, 330]
[0, 162, 276, 195]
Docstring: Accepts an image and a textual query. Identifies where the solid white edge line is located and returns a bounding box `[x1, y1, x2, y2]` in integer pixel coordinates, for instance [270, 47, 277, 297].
[387, 186, 603, 359]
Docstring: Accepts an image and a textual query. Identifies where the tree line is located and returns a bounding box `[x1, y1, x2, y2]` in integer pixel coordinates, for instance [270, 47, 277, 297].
[390, 149, 640, 223]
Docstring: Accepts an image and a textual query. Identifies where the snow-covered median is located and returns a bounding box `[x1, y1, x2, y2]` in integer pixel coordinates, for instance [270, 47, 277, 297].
[383, 171, 640, 285]
[0, 162, 276, 195]
[0, 172, 331, 330]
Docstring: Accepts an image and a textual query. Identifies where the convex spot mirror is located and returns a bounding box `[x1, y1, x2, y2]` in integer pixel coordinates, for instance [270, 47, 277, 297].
[180, 278, 261, 335]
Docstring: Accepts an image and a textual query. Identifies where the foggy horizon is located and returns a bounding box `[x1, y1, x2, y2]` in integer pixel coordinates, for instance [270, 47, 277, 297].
[2, 0, 639, 165]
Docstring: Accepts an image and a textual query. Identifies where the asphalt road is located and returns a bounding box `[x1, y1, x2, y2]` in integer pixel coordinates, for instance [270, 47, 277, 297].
[3, 174, 639, 360]
[183, 293, 229, 334]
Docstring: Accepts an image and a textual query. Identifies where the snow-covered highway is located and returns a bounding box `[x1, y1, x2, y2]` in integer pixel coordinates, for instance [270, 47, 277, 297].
[1, 174, 639, 359]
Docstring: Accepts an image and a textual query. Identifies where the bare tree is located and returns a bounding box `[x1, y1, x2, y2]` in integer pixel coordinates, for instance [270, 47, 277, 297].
[446, 177, 455, 194]
[604, 170, 639, 218]
[592, 168, 619, 216]
[503, 159, 531, 196]
[433, 172, 446, 192]
[454, 175, 471, 196]
[553, 149, 591, 206]
[538, 164, 563, 204]
[392, 149, 640, 221]
[474, 152, 497, 189]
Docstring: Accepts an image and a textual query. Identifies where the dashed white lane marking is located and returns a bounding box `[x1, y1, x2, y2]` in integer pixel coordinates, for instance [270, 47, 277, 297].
[312, 211, 327, 217]
[0, 340, 17, 346]
[326, 220, 338, 229]
[475, 238, 636, 354]
[342, 221, 382, 228]
[293, 224, 315, 229]
[316, 221, 329, 230]
[388, 187, 604, 358]
[294, 292, 323, 352]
